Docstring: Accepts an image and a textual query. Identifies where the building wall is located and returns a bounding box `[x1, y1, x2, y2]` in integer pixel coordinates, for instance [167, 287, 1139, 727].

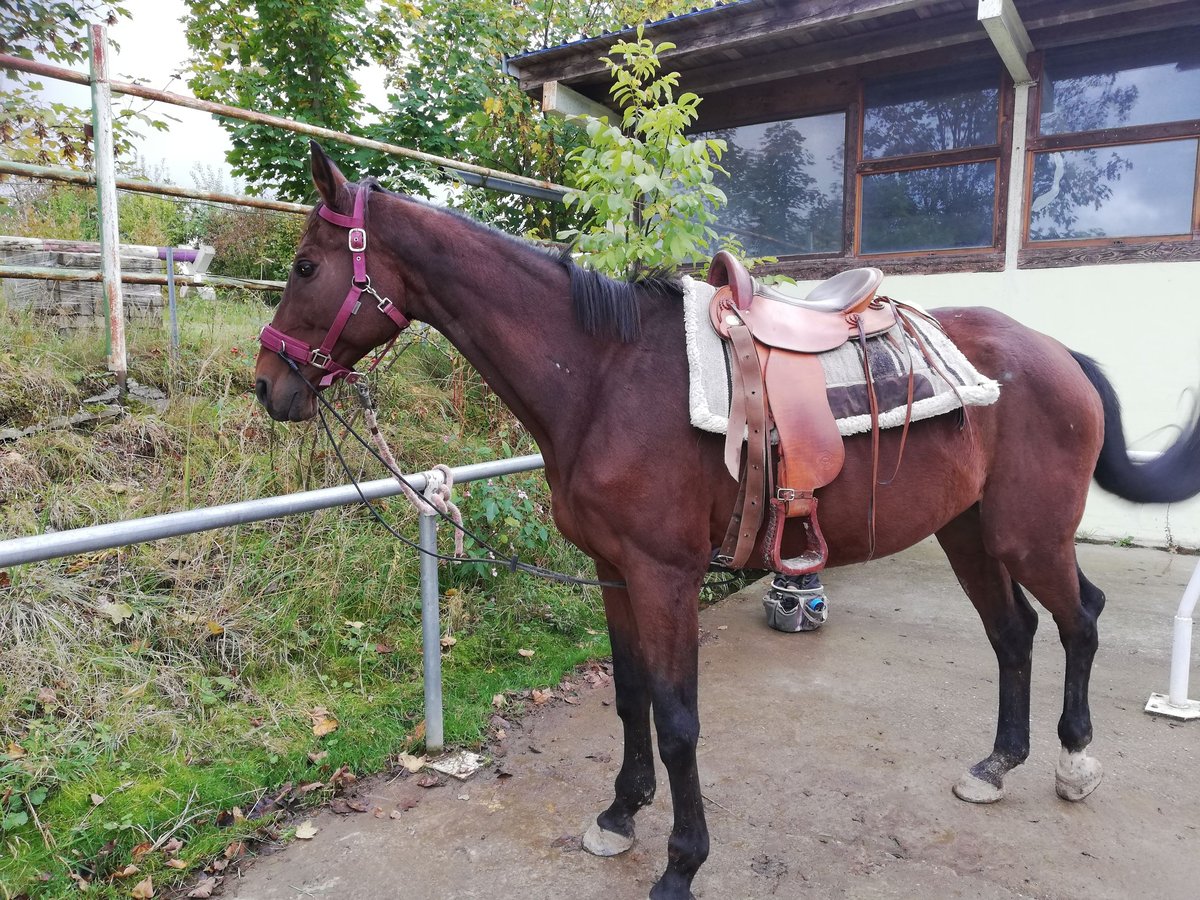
[785, 260, 1200, 549]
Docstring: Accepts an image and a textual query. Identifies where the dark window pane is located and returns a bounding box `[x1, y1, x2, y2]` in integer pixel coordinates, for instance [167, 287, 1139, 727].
[860, 163, 996, 253]
[1028, 141, 1197, 241]
[1041, 37, 1200, 135]
[863, 68, 999, 158]
[699, 112, 845, 257]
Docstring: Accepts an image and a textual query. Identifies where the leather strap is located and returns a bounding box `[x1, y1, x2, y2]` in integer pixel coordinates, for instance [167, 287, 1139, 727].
[718, 324, 769, 568]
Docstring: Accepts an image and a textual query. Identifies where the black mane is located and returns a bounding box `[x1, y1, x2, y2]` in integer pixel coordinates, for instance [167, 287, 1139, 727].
[554, 248, 682, 344]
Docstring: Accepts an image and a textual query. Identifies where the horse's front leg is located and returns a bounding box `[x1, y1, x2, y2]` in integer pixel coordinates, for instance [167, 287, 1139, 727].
[626, 554, 709, 900]
[584, 574, 656, 856]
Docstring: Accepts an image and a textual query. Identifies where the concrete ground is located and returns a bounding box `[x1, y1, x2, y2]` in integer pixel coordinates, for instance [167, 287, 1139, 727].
[224, 540, 1200, 900]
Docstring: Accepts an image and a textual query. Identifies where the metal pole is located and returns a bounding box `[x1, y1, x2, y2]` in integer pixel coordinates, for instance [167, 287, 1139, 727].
[419, 513, 445, 753]
[88, 24, 126, 394]
[0, 454, 544, 568]
[0, 264, 286, 293]
[165, 247, 180, 357]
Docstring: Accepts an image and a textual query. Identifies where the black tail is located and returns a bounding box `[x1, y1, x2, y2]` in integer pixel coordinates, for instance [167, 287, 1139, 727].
[1072, 351, 1200, 503]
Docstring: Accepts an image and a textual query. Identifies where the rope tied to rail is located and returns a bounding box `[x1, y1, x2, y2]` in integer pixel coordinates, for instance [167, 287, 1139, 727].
[354, 382, 465, 557]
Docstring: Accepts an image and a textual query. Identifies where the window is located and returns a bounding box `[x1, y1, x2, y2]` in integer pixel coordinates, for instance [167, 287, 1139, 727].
[700, 112, 846, 258]
[858, 66, 1003, 255]
[1026, 35, 1200, 247]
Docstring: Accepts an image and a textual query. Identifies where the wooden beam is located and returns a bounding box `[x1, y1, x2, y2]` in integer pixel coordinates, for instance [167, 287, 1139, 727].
[541, 81, 617, 121]
[511, 0, 936, 91]
[978, 0, 1034, 84]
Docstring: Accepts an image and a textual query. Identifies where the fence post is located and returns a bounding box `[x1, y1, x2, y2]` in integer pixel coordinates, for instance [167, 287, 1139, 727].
[419, 512, 445, 752]
[88, 23, 126, 393]
[165, 246, 180, 358]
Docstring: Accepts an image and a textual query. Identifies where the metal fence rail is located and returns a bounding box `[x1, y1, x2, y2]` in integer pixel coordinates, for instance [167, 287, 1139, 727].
[0, 453, 547, 751]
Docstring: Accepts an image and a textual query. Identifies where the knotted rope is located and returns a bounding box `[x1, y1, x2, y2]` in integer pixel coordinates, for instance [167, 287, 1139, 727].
[353, 383, 465, 557]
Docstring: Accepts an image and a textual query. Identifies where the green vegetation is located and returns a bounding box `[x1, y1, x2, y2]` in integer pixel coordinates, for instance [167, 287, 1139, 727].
[0, 290, 606, 898]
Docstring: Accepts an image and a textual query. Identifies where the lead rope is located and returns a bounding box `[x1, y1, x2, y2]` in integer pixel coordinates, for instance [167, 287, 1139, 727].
[352, 380, 465, 557]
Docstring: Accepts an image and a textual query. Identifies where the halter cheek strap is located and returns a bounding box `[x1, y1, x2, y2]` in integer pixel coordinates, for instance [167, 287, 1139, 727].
[258, 187, 409, 387]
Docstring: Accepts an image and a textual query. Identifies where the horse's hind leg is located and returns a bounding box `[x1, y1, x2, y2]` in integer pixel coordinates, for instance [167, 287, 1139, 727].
[1003, 555, 1107, 801]
[936, 505, 1039, 803]
[584, 576, 656, 856]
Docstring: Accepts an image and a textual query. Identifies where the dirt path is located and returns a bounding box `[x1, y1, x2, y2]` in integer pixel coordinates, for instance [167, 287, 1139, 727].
[224, 540, 1200, 899]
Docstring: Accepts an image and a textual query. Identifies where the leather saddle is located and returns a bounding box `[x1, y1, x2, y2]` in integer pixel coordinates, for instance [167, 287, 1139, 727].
[707, 251, 900, 575]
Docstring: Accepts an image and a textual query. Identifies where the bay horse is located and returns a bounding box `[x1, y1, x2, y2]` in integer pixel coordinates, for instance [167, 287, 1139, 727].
[254, 143, 1200, 900]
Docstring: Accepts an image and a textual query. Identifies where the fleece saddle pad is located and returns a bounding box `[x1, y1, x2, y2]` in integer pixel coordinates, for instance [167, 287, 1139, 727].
[681, 276, 1001, 438]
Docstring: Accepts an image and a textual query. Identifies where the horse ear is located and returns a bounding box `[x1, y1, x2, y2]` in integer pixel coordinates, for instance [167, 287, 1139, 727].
[310, 141, 347, 209]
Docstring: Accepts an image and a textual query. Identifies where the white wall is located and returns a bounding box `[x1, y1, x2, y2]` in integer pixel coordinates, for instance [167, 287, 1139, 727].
[792, 260, 1200, 548]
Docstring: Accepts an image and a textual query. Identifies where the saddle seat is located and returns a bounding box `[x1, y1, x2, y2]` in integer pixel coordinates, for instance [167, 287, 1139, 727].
[706, 251, 902, 577]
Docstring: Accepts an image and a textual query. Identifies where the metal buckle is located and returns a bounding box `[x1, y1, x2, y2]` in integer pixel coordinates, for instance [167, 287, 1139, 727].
[348, 228, 367, 252]
[776, 488, 796, 502]
[309, 349, 332, 368]
[377, 295, 394, 315]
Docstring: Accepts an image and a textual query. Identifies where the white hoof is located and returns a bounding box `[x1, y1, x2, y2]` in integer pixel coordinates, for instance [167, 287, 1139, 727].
[953, 772, 1004, 804]
[582, 820, 635, 857]
[1055, 749, 1103, 801]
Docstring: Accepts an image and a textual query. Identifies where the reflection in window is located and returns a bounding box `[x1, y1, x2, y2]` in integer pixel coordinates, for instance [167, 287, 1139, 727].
[1028, 141, 1198, 241]
[699, 112, 845, 257]
[860, 163, 996, 254]
[1041, 39, 1200, 135]
[863, 69, 999, 158]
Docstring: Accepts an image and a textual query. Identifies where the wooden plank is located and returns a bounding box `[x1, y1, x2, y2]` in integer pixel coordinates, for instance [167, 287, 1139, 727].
[1029, 120, 1200, 153]
[541, 81, 617, 121]
[512, 0, 936, 90]
[1019, 240, 1200, 268]
[856, 143, 1001, 175]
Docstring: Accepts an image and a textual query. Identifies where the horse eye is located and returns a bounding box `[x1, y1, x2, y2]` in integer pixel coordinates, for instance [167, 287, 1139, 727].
[295, 260, 316, 278]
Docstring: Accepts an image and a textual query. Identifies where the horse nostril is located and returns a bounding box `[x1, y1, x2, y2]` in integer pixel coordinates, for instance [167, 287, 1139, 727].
[255, 377, 270, 406]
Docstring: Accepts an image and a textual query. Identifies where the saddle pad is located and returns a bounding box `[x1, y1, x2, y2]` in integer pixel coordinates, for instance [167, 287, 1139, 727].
[681, 276, 1001, 438]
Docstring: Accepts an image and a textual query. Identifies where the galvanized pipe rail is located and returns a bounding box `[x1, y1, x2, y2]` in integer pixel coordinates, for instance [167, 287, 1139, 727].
[0, 453, 547, 752]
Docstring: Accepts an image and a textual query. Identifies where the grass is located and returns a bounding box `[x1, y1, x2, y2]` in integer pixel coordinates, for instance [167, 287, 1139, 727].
[0, 292, 608, 898]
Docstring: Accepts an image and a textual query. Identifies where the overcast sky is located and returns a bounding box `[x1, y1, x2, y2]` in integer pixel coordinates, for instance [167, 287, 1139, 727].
[43, 0, 388, 188]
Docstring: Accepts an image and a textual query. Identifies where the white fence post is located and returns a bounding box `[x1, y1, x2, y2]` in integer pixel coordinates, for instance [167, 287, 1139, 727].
[88, 23, 126, 393]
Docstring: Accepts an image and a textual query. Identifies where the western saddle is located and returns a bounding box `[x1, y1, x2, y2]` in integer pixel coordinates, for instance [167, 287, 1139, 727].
[707, 250, 904, 575]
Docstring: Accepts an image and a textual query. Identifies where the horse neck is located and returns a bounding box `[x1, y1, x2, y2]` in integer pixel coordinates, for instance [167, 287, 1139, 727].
[381, 200, 607, 465]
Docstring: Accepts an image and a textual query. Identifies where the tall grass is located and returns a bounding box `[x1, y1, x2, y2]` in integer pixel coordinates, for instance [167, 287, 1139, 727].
[0, 292, 605, 898]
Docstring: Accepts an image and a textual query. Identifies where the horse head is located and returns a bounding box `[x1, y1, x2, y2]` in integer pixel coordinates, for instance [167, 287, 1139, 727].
[253, 142, 411, 421]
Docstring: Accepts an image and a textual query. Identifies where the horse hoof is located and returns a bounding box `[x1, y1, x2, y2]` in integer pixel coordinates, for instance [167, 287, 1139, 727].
[952, 772, 1004, 804]
[1055, 750, 1103, 801]
[583, 820, 635, 857]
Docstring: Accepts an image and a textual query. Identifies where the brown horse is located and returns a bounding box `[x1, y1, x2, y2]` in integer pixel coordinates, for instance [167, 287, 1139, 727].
[254, 144, 1200, 900]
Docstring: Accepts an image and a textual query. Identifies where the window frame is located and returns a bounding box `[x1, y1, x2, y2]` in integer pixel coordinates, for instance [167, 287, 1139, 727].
[1019, 47, 1200, 268]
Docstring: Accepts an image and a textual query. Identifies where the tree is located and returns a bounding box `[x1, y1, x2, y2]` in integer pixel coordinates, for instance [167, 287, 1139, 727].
[0, 1, 161, 166]
[559, 27, 726, 277]
[182, 0, 400, 201]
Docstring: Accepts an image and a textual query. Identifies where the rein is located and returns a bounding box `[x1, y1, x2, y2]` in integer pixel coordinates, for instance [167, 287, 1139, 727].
[258, 186, 409, 387]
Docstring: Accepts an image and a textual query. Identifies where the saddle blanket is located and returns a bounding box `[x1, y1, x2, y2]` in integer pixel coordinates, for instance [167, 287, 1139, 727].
[681, 275, 1001, 437]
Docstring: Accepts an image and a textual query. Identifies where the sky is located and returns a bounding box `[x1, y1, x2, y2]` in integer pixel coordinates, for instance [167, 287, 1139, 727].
[41, 0, 389, 188]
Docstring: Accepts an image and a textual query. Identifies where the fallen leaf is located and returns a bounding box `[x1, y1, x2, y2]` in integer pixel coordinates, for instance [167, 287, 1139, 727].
[294, 820, 318, 840]
[210, 858, 228, 873]
[6, 742, 26, 759]
[100, 600, 134, 624]
[328, 765, 357, 791]
[187, 876, 220, 898]
[491, 693, 506, 709]
[307, 750, 328, 765]
[130, 842, 152, 860]
[563, 696, 579, 705]
[399, 797, 420, 811]
[408, 720, 426, 746]
[311, 716, 338, 738]
[344, 620, 364, 629]
[415, 773, 442, 789]
[440, 634, 456, 649]
[90, 793, 105, 806]
[113, 864, 140, 878]
[375, 643, 393, 654]
[165, 858, 187, 870]
[36, 686, 57, 705]
[532, 689, 551, 704]
[372, 806, 385, 818]
[295, 780, 325, 795]
[204, 621, 224, 636]
[37, 872, 52, 882]
[161, 837, 184, 855]
[518, 648, 535, 658]
[345, 798, 370, 813]
[395, 752, 425, 774]
[0, 571, 9, 589]
[130, 875, 154, 898]
[223, 841, 245, 859]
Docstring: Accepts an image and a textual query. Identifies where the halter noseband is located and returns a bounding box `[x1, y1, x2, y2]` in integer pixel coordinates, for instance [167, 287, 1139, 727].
[258, 186, 410, 387]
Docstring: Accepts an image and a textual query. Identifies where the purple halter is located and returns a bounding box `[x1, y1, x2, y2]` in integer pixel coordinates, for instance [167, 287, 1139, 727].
[259, 187, 409, 387]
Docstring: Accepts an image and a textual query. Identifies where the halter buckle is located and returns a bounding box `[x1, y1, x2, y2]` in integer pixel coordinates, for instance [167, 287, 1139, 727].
[348, 228, 367, 252]
[309, 349, 332, 369]
[377, 295, 395, 315]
